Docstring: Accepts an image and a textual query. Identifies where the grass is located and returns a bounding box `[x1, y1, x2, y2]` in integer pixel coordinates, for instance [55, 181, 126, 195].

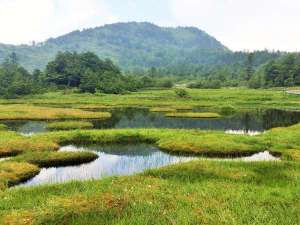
[149, 107, 177, 112]
[0, 162, 40, 189]
[1, 88, 299, 110]
[11, 151, 98, 168]
[0, 124, 7, 131]
[0, 105, 111, 120]
[0, 160, 300, 224]
[47, 121, 94, 131]
[0, 88, 299, 224]
[165, 112, 221, 118]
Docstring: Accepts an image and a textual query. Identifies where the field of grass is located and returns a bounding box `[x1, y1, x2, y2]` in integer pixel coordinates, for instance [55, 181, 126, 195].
[47, 121, 94, 131]
[0, 88, 299, 224]
[0, 160, 299, 224]
[0, 105, 111, 120]
[0, 88, 299, 110]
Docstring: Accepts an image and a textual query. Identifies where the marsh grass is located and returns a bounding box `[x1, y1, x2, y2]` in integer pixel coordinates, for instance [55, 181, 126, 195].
[12, 151, 98, 168]
[149, 107, 177, 112]
[47, 121, 94, 131]
[0, 124, 7, 131]
[0, 160, 300, 224]
[165, 112, 221, 118]
[0, 162, 40, 189]
[0, 105, 111, 120]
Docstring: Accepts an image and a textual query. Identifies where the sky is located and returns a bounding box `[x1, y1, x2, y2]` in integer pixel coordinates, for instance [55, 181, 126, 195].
[0, 0, 299, 51]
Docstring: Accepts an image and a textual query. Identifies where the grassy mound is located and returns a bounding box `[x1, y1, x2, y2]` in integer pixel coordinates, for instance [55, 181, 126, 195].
[0, 162, 40, 189]
[0, 105, 111, 120]
[12, 151, 98, 168]
[149, 107, 177, 113]
[165, 112, 221, 118]
[0, 124, 7, 131]
[47, 121, 94, 131]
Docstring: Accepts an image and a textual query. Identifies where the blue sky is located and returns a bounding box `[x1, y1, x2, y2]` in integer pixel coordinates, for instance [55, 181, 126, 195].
[0, 0, 300, 51]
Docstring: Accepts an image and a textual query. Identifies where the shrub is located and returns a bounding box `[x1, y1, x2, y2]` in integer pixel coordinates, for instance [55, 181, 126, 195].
[174, 89, 189, 98]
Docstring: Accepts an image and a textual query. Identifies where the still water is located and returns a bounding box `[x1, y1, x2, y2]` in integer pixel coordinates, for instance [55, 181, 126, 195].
[20, 144, 279, 187]
[21, 144, 195, 186]
[3, 108, 300, 135]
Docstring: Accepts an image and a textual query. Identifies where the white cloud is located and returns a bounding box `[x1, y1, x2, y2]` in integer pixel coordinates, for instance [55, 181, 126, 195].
[0, 0, 118, 44]
[170, 0, 300, 51]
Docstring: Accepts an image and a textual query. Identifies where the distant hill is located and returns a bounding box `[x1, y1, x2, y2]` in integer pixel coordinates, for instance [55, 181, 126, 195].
[0, 22, 231, 71]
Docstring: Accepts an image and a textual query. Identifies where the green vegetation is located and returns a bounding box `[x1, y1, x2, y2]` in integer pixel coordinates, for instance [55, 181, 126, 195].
[149, 107, 177, 113]
[0, 162, 40, 189]
[1, 88, 299, 110]
[0, 124, 7, 130]
[47, 121, 94, 131]
[12, 151, 98, 168]
[0, 160, 300, 224]
[165, 112, 221, 118]
[0, 105, 111, 120]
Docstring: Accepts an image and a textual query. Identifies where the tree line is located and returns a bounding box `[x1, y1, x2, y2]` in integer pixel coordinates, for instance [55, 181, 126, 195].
[0, 51, 299, 98]
[0, 52, 176, 98]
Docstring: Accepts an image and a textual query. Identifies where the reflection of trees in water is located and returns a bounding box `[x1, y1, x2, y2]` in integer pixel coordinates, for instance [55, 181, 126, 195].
[92, 108, 150, 129]
[89, 108, 300, 131]
[262, 109, 300, 130]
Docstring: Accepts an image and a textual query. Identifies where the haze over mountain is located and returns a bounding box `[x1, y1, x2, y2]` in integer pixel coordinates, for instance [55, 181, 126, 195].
[0, 22, 233, 71]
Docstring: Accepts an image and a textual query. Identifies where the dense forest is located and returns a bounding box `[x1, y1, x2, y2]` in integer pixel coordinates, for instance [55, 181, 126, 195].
[0, 49, 299, 98]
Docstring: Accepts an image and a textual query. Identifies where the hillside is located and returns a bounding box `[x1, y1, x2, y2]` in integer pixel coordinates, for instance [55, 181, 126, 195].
[0, 22, 230, 71]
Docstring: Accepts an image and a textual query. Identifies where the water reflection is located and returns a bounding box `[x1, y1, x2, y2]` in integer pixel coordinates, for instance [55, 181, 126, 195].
[21, 144, 195, 186]
[2, 108, 300, 135]
[92, 108, 300, 132]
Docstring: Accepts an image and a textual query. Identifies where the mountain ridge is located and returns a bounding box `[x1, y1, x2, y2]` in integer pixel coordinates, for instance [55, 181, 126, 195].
[0, 22, 230, 71]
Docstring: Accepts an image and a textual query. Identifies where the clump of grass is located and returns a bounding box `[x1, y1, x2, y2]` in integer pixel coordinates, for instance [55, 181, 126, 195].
[0, 105, 111, 120]
[0, 131, 58, 157]
[219, 105, 236, 115]
[12, 151, 98, 168]
[47, 121, 94, 131]
[0, 124, 7, 131]
[149, 107, 177, 113]
[165, 112, 221, 118]
[0, 162, 40, 189]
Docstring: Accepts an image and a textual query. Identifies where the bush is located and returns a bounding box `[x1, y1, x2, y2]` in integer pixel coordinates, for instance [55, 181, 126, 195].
[174, 89, 189, 98]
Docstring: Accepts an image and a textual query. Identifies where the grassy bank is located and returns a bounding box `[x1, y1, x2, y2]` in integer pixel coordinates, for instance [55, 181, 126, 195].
[165, 112, 221, 118]
[0, 160, 299, 224]
[0, 88, 299, 110]
[0, 105, 111, 120]
[47, 121, 94, 131]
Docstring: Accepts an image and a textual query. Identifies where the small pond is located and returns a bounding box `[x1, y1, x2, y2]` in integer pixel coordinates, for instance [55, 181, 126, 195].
[20, 144, 279, 187]
[2, 108, 300, 135]
[21, 144, 195, 186]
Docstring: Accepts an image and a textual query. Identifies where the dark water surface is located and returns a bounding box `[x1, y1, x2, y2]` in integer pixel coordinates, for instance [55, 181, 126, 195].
[3, 108, 300, 135]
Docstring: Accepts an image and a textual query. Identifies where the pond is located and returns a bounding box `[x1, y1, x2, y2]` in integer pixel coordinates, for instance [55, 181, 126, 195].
[20, 144, 279, 187]
[21, 144, 195, 186]
[2, 108, 300, 135]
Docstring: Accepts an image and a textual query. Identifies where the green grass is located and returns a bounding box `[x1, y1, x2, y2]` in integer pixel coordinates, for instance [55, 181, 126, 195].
[165, 112, 221, 118]
[0, 162, 40, 190]
[47, 121, 94, 131]
[0, 160, 300, 224]
[149, 107, 177, 112]
[11, 151, 98, 168]
[0, 88, 299, 224]
[0, 105, 111, 120]
[1, 88, 299, 110]
[0, 124, 7, 131]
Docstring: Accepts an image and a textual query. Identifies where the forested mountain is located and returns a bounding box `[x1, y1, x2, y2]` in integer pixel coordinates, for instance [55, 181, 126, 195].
[1, 22, 231, 71]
